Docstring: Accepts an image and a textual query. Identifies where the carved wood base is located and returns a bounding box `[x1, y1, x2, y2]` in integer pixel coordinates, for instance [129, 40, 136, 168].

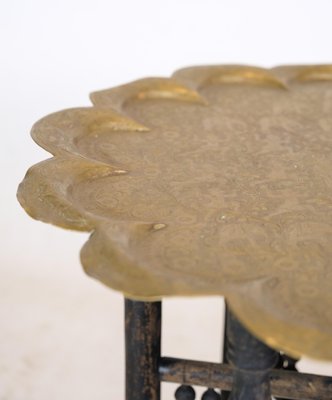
[125, 298, 332, 400]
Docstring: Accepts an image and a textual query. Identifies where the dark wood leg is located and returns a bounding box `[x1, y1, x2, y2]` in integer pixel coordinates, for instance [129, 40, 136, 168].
[226, 309, 279, 400]
[125, 298, 161, 400]
[221, 302, 230, 400]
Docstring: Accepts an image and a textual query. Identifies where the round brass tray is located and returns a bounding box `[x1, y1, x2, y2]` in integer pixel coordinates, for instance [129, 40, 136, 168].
[18, 64, 332, 360]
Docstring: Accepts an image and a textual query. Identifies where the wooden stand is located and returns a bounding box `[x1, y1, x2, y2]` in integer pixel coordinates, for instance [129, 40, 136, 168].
[125, 298, 332, 400]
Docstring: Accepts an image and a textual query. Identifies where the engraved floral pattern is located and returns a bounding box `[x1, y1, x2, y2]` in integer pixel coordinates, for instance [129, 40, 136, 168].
[18, 65, 332, 359]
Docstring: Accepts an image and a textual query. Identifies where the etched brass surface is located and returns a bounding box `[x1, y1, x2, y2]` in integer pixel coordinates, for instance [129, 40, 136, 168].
[17, 65, 332, 359]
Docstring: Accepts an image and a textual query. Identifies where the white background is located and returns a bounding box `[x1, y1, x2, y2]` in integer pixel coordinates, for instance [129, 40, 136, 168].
[2, 0, 332, 398]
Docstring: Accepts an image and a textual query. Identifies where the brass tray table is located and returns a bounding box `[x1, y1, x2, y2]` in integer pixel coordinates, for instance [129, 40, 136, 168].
[18, 65, 332, 399]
